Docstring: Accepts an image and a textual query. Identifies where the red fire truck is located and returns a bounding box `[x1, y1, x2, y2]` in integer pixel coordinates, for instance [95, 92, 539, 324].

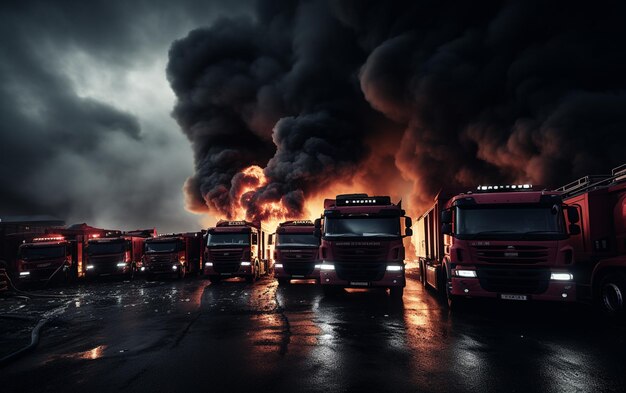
[557, 163, 626, 317]
[416, 185, 580, 308]
[314, 194, 412, 299]
[204, 220, 273, 284]
[15, 224, 116, 284]
[143, 232, 205, 279]
[85, 229, 155, 279]
[273, 220, 320, 285]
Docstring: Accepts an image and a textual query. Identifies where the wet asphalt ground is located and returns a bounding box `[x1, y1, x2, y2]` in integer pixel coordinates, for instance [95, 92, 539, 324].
[1, 270, 625, 393]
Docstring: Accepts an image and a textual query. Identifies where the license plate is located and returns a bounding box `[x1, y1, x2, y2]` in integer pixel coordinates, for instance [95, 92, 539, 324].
[501, 294, 528, 301]
[292, 275, 304, 278]
[350, 281, 369, 287]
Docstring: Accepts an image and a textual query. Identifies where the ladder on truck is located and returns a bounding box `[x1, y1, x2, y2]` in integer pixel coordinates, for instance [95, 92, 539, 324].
[556, 163, 626, 198]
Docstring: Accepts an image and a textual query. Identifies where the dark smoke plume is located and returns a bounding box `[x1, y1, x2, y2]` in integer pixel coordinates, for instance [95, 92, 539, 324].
[169, 0, 626, 218]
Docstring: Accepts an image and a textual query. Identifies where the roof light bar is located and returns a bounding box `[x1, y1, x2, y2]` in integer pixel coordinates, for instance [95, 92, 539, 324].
[477, 184, 533, 192]
[33, 236, 65, 242]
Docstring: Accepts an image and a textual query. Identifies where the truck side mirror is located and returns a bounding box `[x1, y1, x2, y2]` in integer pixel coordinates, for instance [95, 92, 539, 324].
[405, 216, 413, 228]
[569, 224, 581, 236]
[441, 210, 452, 224]
[314, 218, 321, 229]
[567, 206, 580, 223]
[442, 223, 453, 235]
[314, 228, 322, 238]
[404, 228, 413, 237]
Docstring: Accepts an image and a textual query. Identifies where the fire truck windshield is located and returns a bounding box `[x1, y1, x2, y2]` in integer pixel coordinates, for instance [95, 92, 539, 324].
[276, 234, 319, 247]
[88, 241, 125, 255]
[455, 205, 566, 239]
[207, 233, 249, 246]
[324, 217, 400, 237]
[145, 241, 180, 253]
[19, 245, 65, 260]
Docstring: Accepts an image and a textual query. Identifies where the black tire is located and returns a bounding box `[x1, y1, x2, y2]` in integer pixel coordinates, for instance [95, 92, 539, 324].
[390, 286, 404, 300]
[599, 273, 626, 318]
[278, 278, 290, 286]
[443, 267, 464, 310]
[209, 275, 222, 284]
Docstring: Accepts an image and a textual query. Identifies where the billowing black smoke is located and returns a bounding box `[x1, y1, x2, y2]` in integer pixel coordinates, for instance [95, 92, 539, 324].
[168, 0, 626, 217]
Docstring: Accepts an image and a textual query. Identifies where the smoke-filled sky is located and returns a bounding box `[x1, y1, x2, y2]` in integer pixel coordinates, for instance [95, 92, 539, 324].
[2, 0, 626, 230]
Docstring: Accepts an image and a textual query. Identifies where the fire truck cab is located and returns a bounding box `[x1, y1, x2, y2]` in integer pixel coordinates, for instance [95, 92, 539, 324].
[315, 194, 412, 299]
[143, 231, 205, 279]
[204, 220, 273, 284]
[85, 229, 155, 279]
[416, 185, 580, 308]
[557, 163, 626, 317]
[273, 220, 320, 285]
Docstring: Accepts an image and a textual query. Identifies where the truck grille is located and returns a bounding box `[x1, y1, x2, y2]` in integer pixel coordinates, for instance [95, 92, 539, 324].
[281, 249, 317, 276]
[208, 249, 243, 273]
[89, 256, 122, 274]
[333, 244, 386, 282]
[476, 266, 550, 294]
[473, 245, 549, 264]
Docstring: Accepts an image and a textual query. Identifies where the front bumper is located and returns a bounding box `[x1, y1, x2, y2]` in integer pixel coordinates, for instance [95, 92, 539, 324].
[320, 265, 405, 288]
[85, 264, 132, 277]
[17, 266, 64, 282]
[204, 262, 253, 278]
[144, 263, 182, 275]
[450, 273, 576, 302]
[274, 263, 320, 280]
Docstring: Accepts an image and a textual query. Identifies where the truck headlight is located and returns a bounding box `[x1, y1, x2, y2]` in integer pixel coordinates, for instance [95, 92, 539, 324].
[240, 262, 251, 266]
[550, 272, 573, 281]
[117, 263, 127, 268]
[172, 265, 178, 271]
[320, 263, 335, 271]
[386, 265, 403, 272]
[86, 265, 95, 270]
[275, 263, 283, 269]
[205, 262, 213, 267]
[455, 269, 477, 278]
[19, 271, 30, 276]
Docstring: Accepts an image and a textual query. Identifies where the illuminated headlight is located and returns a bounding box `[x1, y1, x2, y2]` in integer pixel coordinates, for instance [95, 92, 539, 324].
[275, 263, 283, 269]
[172, 265, 178, 271]
[320, 263, 335, 271]
[205, 262, 213, 267]
[455, 269, 477, 278]
[314, 264, 321, 269]
[117, 263, 127, 268]
[19, 271, 30, 276]
[86, 265, 95, 270]
[551, 272, 573, 281]
[240, 262, 251, 266]
[140, 267, 145, 272]
[386, 265, 403, 272]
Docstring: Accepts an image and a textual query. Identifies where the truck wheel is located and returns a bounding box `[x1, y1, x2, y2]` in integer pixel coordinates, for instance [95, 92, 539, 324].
[127, 264, 135, 280]
[278, 278, 290, 286]
[390, 286, 404, 300]
[443, 268, 464, 310]
[600, 273, 626, 318]
[209, 275, 222, 284]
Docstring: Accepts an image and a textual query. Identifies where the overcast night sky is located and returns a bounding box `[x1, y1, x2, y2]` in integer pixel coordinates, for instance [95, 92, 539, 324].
[1, 0, 626, 232]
